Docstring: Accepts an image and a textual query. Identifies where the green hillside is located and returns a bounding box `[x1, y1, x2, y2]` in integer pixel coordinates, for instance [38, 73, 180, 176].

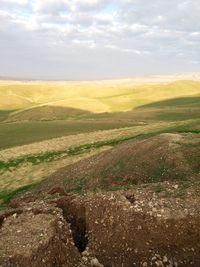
[0, 80, 199, 149]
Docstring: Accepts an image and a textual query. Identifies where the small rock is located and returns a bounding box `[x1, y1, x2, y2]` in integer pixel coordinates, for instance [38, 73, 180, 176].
[155, 260, 164, 267]
[82, 250, 90, 257]
[82, 257, 88, 263]
[91, 258, 104, 267]
[163, 256, 168, 263]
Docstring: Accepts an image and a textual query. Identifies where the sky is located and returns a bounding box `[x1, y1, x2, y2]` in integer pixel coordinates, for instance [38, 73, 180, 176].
[0, 0, 200, 80]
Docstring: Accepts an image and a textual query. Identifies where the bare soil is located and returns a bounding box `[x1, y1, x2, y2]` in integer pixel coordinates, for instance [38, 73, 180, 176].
[1, 181, 200, 267]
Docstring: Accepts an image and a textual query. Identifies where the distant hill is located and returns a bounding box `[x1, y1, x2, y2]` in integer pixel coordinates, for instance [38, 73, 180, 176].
[0, 80, 200, 122]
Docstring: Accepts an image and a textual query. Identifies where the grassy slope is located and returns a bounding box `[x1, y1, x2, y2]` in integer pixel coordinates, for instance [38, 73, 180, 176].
[0, 79, 200, 203]
[0, 120, 138, 149]
[0, 80, 200, 148]
[0, 80, 200, 113]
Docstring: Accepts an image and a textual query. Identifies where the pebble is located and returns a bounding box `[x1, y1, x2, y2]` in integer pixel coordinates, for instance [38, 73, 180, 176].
[163, 256, 168, 263]
[91, 258, 104, 267]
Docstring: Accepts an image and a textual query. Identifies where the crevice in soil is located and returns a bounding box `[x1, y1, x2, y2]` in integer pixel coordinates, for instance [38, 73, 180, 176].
[0, 214, 4, 228]
[124, 193, 135, 204]
[57, 197, 88, 253]
[0, 209, 23, 228]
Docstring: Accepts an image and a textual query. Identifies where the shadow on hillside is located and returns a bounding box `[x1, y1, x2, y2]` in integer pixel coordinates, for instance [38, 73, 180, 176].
[135, 96, 200, 109]
[2, 96, 200, 124]
[6, 106, 92, 122]
[129, 96, 200, 122]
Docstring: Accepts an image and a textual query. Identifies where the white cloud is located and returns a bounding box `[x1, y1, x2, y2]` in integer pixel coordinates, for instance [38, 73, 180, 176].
[74, 0, 108, 10]
[0, 0, 27, 5]
[0, 0, 200, 79]
[32, 0, 70, 14]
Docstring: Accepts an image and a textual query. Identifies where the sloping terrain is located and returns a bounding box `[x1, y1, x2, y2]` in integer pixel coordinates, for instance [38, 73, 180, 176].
[0, 120, 198, 196]
[5, 106, 91, 122]
[0, 80, 200, 150]
[1, 80, 200, 120]
[0, 79, 200, 266]
[2, 186, 200, 267]
[0, 132, 200, 266]
[42, 133, 200, 193]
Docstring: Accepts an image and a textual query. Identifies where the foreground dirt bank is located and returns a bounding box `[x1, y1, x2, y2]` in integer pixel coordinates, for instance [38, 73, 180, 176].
[1, 182, 200, 267]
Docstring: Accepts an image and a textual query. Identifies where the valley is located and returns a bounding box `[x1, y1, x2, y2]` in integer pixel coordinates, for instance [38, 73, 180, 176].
[0, 78, 200, 267]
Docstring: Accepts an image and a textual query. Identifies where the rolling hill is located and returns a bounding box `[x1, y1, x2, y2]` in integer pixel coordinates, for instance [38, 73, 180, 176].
[0, 80, 200, 121]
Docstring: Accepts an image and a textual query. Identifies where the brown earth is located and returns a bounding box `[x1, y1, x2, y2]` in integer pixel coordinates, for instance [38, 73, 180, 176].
[0, 133, 200, 267]
[0, 202, 82, 267]
[40, 133, 200, 192]
[1, 181, 200, 267]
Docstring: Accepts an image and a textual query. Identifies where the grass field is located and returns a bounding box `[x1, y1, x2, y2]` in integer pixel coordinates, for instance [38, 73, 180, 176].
[1, 80, 200, 114]
[0, 80, 200, 148]
[0, 120, 137, 149]
[0, 79, 199, 203]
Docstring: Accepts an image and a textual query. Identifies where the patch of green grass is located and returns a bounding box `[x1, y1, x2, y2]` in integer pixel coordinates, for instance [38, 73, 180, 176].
[64, 174, 137, 194]
[105, 182, 136, 192]
[0, 120, 136, 149]
[174, 142, 200, 148]
[151, 184, 165, 193]
[164, 187, 187, 199]
[146, 158, 189, 183]
[138, 96, 200, 109]
[64, 175, 90, 193]
[47, 208, 57, 215]
[0, 182, 39, 204]
[0, 110, 15, 122]
[1, 124, 199, 172]
[156, 110, 200, 122]
[0, 80, 200, 149]
[0, 134, 144, 171]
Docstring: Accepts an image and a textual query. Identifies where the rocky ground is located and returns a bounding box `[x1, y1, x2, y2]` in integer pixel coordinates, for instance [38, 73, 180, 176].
[0, 132, 200, 267]
[1, 180, 200, 267]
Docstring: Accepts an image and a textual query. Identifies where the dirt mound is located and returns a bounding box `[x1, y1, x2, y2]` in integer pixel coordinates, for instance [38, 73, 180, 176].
[0, 203, 82, 267]
[1, 182, 200, 266]
[84, 189, 200, 267]
[1, 133, 200, 266]
[43, 133, 200, 193]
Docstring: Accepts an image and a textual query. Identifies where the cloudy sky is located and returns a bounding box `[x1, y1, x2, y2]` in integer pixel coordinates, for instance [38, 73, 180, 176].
[0, 0, 200, 80]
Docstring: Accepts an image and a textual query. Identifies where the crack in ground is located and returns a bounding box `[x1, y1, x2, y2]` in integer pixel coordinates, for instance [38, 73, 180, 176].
[0, 209, 23, 228]
[57, 197, 88, 253]
[124, 193, 135, 204]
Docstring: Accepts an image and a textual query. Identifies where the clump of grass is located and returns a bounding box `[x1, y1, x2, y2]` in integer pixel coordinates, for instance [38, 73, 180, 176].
[146, 157, 189, 183]
[0, 134, 143, 171]
[151, 184, 165, 193]
[164, 188, 187, 199]
[177, 129, 200, 134]
[105, 183, 136, 192]
[64, 172, 137, 194]
[0, 182, 39, 204]
[174, 142, 200, 148]
[47, 208, 57, 215]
